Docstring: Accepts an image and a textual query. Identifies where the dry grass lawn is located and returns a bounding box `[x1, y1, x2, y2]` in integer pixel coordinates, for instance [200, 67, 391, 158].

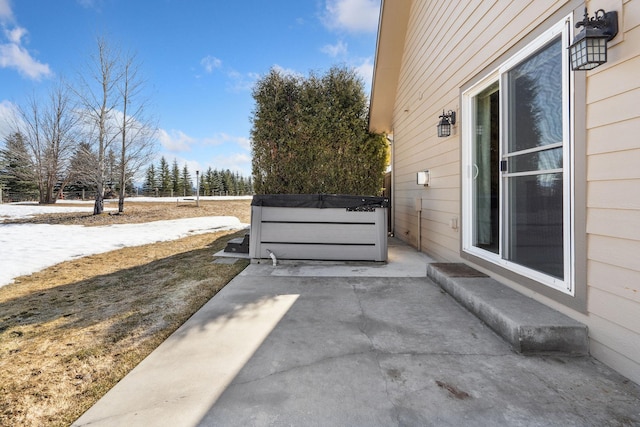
[0, 199, 251, 426]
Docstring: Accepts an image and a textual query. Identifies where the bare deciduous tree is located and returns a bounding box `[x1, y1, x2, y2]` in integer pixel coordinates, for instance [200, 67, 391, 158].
[116, 51, 157, 213]
[75, 37, 156, 214]
[74, 37, 123, 214]
[10, 80, 78, 204]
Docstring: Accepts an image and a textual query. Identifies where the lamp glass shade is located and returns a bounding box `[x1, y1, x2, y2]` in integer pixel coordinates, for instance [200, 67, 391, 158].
[437, 118, 451, 137]
[569, 33, 608, 70]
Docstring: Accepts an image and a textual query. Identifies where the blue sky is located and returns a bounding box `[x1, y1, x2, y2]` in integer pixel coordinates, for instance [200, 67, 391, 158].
[0, 0, 380, 178]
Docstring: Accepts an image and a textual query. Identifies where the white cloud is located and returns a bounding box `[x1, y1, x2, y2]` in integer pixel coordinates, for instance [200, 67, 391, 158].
[354, 56, 374, 90]
[76, 0, 103, 10]
[323, 0, 380, 33]
[6, 26, 24, 43]
[201, 55, 222, 73]
[227, 70, 260, 92]
[0, 3, 52, 81]
[172, 157, 202, 179]
[157, 129, 195, 152]
[0, 42, 51, 80]
[158, 152, 252, 178]
[272, 64, 302, 78]
[321, 40, 348, 57]
[209, 152, 252, 176]
[203, 132, 250, 151]
[0, 0, 13, 21]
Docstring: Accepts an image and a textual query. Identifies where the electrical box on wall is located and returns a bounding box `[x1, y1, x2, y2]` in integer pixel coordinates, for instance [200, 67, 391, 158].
[417, 170, 430, 186]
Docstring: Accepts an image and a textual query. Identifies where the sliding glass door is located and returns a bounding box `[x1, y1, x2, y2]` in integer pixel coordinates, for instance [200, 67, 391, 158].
[463, 17, 573, 293]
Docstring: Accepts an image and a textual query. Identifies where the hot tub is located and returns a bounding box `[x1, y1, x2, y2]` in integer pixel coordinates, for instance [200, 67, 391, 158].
[249, 194, 389, 262]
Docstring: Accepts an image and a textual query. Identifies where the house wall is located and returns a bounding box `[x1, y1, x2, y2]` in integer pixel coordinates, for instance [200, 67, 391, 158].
[389, 0, 640, 384]
[584, 0, 640, 385]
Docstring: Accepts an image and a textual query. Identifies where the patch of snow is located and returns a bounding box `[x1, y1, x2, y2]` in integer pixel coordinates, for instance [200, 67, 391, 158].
[0, 200, 249, 288]
[0, 203, 112, 222]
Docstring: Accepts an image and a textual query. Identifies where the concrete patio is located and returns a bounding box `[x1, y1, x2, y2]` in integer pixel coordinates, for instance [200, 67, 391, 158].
[73, 238, 640, 426]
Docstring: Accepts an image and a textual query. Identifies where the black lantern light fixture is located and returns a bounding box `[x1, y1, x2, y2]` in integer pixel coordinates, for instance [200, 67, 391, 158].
[569, 8, 618, 71]
[437, 110, 456, 138]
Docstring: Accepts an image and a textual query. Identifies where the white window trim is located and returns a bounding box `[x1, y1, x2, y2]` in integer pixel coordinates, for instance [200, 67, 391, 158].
[462, 15, 575, 295]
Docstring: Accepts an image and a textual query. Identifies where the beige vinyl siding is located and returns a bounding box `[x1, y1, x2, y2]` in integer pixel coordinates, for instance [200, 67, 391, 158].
[588, 118, 640, 154]
[588, 180, 640, 209]
[386, 0, 640, 383]
[588, 208, 640, 241]
[391, 0, 571, 258]
[588, 260, 640, 304]
[583, 0, 640, 383]
[588, 150, 640, 181]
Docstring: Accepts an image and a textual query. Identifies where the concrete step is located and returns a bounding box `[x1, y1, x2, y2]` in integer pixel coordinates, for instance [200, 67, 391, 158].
[427, 263, 589, 355]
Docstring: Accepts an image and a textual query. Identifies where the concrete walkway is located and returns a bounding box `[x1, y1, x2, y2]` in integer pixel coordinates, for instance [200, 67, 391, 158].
[73, 239, 640, 426]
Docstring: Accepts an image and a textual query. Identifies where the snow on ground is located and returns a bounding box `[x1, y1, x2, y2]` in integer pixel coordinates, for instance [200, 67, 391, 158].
[0, 203, 115, 221]
[0, 198, 250, 288]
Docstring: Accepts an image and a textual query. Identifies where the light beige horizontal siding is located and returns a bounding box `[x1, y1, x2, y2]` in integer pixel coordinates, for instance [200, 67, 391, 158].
[392, 0, 571, 259]
[584, 3, 640, 381]
[587, 208, 640, 241]
[590, 340, 640, 385]
[587, 118, 640, 154]
[588, 260, 640, 304]
[589, 318, 640, 385]
[588, 312, 640, 364]
[588, 234, 640, 272]
[626, 0, 640, 30]
[587, 88, 640, 129]
[587, 310, 640, 372]
[587, 55, 640, 103]
[589, 288, 640, 335]
[588, 149, 640, 181]
[587, 180, 640, 209]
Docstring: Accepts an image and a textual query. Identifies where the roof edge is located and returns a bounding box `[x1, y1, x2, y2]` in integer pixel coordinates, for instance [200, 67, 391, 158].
[368, 0, 411, 134]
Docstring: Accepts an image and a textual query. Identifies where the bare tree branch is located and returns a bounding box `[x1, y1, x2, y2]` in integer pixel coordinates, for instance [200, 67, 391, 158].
[116, 50, 157, 213]
[9, 79, 79, 204]
[73, 36, 124, 214]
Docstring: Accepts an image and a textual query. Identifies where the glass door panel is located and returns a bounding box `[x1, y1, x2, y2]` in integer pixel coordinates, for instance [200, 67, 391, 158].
[473, 82, 500, 254]
[507, 173, 564, 279]
[504, 36, 564, 279]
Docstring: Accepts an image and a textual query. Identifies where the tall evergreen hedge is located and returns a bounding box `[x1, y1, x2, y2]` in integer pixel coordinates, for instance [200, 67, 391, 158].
[250, 66, 388, 195]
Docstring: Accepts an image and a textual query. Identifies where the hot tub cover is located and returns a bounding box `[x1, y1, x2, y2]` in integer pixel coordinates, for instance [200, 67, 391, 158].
[251, 194, 389, 209]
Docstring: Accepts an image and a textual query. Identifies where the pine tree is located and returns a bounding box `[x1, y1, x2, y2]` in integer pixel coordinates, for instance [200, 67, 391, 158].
[158, 156, 171, 195]
[171, 159, 180, 195]
[0, 132, 38, 197]
[181, 164, 192, 196]
[143, 164, 157, 195]
[204, 167, 214, 195]
[199, 173, 206, 196]
[210, 169, 222, 195]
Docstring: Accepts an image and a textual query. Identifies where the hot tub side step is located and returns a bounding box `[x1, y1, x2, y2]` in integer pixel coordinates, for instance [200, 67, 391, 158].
[224, 233, 250, 254]
[427, 263, 589, 355]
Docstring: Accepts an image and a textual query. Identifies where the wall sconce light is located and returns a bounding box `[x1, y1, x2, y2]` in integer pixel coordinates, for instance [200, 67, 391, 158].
[417, 170, 430, 186]
[437, 110, 456, 137]
[569, 8, 618, 71]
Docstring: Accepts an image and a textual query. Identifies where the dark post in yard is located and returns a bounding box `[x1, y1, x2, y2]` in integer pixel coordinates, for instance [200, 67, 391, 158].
[196, 170, 200, 207]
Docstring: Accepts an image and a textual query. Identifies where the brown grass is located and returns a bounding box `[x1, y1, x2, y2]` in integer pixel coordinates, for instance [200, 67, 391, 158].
[4, 198, 252, 226]
[0, 199, 251, 426]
